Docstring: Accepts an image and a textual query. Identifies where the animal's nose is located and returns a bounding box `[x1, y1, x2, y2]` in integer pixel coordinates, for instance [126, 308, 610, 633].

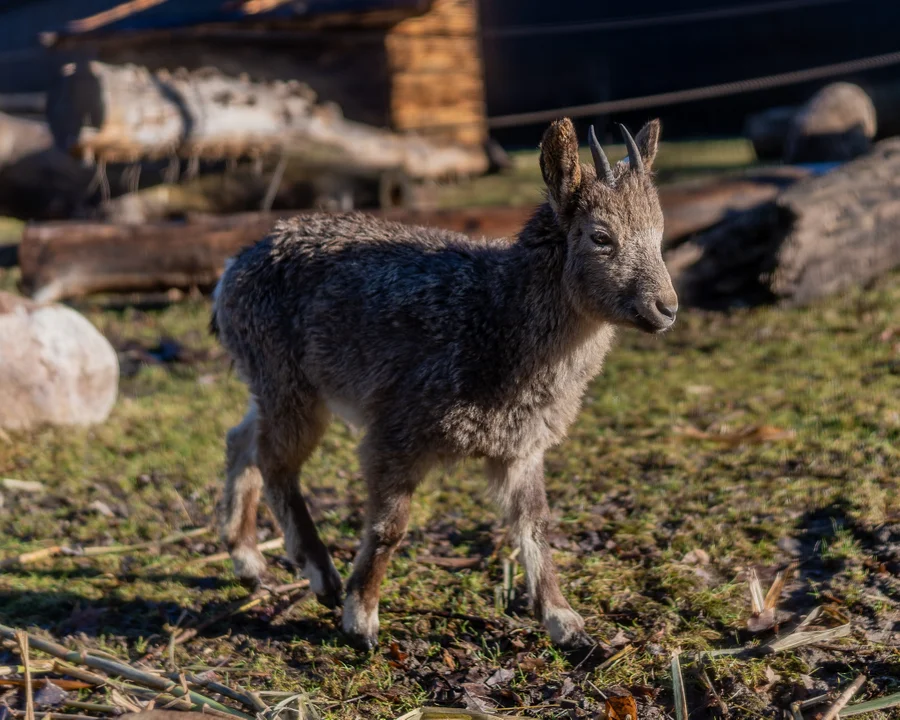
[655, 298, 678, 320]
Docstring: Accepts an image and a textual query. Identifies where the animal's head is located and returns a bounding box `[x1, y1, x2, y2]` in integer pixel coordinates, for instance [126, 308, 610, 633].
[539, 117, 677, 333]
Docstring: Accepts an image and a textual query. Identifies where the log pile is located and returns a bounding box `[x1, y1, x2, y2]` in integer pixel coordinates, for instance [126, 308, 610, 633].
[15, 168, 808, 304]
[386, 0, 487, 146]
[668, 138, 900, 308]
[46, 61, 488, 179]
[17, 143, 900, 309]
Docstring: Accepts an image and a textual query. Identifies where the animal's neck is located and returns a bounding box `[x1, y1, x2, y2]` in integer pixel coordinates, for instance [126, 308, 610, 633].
[500, 204, 613, 376]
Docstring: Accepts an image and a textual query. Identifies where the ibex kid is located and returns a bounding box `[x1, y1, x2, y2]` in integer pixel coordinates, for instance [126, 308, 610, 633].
[211, 117, 677, 649]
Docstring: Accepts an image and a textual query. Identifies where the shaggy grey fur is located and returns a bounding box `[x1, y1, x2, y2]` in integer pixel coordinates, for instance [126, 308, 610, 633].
[211, 117, 677, 649]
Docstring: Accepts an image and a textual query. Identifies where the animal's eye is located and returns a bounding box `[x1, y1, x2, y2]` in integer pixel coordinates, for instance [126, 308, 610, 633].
[590, 231, 613, 250]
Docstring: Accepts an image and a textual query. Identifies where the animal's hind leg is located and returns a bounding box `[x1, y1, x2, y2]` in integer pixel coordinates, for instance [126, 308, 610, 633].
[217, 400, 266, 584]
[256, 394, 343, 608]
[342, 435, 433, 650]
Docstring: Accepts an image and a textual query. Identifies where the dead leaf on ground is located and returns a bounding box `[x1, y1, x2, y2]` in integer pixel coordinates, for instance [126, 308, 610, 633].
[675, 424, 795, 446]
[606, 694, 638, 720]
[419, 555, 483, 570]
[515, 655, 545, 672]
[484, 668, 514, 687]
[746, 564, 794, 632]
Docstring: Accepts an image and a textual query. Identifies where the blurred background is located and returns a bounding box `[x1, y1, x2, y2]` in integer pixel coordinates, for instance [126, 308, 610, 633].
[2, 0, 900, 228]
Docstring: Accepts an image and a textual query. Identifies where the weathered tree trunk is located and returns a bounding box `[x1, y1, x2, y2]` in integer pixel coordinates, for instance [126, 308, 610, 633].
[658, 167, 809, 248]
[19, 209, 533, 303]
[46, 61, 488, 179]
[667, 138, 900, 308]
[19, 212, 288, 303]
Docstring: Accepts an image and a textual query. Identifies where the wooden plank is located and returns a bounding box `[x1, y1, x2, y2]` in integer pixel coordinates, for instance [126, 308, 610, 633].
[392, 72, 485, 106]
[386, 36, 482, 73]
[389, 0, 477, 36]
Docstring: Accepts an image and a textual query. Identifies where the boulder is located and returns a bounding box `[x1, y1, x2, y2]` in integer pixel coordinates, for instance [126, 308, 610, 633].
[667, 137, 900, 309]
[784, 82, 877, 163]
[0, 292, 118, 430]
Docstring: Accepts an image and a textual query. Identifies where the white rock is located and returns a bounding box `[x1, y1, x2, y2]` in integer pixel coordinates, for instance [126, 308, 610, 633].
[0, 292, 118, 430]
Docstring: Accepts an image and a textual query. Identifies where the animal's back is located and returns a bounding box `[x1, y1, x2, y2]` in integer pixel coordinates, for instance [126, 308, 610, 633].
[213, 213, 512, 421]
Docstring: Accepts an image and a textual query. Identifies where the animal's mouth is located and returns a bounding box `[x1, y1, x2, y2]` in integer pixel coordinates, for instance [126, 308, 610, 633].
[631, 310, 674, 334]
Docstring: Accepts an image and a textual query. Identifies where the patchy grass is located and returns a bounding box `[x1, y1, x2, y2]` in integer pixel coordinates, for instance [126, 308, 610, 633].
[0, 260, 899, 719]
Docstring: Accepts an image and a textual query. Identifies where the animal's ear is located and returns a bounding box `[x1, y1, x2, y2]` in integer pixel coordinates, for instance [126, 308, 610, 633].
[539, 118, 582, 213]
[634, 119, 661, 170]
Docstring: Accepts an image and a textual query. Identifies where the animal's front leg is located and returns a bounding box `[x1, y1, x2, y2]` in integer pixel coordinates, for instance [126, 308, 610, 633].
[487, 454, 591, 649]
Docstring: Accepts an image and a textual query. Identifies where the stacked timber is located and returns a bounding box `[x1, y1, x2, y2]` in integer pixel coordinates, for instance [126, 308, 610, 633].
[386, 0, 487, 146]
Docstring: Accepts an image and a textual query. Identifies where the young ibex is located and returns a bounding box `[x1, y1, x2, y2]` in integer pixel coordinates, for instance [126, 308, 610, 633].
[211, 117, 677, 649]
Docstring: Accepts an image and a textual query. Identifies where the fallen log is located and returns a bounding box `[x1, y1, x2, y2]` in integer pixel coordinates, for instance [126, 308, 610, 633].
[17, 167, 812, 303]
[658, 167, 809, 247]
[46, 61, 488, 179]
[18, 208, 534, 303]
[19, 212, 286, 303]
[668, 138, 900, 308]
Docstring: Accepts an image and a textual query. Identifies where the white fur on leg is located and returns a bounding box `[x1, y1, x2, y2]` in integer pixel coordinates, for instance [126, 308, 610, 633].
[231, 545, 267, 581]
[342, 591, 379, 640]
[544, 606, 585, 646]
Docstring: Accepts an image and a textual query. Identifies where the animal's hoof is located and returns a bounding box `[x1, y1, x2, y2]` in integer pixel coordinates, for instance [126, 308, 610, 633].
[306, 562, 344, 609]
[349, 633, 379, 652]
[559, 630, 594, 651]
[316, 588, 343, 609]
[544, 606, 588, 649]
[341, 591, 379, 650]
[231, 546, 268, 586]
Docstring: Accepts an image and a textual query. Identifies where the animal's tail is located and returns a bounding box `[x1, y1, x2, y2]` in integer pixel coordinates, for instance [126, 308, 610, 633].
[209, 258, 235, 339]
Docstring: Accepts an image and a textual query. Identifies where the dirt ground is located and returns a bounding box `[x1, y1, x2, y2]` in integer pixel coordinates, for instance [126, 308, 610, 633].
[0, 254, 899, 719]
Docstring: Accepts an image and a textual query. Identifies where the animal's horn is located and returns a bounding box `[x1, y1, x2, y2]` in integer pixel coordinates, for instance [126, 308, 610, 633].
[588, 125, 614, 185]
[619, 123, 644, 174]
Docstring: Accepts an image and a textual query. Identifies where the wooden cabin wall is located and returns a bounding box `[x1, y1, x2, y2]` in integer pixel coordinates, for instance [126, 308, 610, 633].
[386, 0, 487, 146]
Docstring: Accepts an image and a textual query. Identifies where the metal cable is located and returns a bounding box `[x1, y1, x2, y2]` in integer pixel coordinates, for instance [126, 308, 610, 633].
[488, 49, 900, 129]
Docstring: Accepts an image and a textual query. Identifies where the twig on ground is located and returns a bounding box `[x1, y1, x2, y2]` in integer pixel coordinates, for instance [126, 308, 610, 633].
[789, 694, 829, 720]
[596, 644, 635, 673]
[394, 707, 530, 720]
[821, 674, 866, 720]
[2, 547, 65, 569]
[142, 580, 309, 660]
[2, 528, 211, 568]
[382, 606, 522, 629]
[185, 537, 283, 568]
[0, 624, 252, 720]
[696, 666, 728, 716]
[15, 629, 35, 720]
[52, 660, 110, 686]
[0, 679, 93, 691]
[163, 672, 268, 715]
[63, 700, 120, 714]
